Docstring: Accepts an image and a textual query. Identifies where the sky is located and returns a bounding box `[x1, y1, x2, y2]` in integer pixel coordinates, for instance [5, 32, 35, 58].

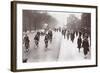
[47, 11, 82, 28]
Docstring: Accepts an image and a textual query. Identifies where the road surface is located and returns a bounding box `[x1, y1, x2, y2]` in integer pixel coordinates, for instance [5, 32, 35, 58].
[22, 31, 91, 63]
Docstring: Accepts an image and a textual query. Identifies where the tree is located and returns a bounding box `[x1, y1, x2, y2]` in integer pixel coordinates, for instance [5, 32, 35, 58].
[23, 10, 57, 32]
[81, 13, 91, 35]
[66, 14, 81, 31]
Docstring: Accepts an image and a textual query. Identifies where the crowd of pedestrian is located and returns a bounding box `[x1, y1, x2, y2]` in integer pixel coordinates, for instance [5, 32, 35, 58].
[54, 28, 90, 59]
[23, 28, 90, 62]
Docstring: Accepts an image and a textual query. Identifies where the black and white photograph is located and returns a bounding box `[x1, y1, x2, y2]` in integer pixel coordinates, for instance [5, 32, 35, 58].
[11, 1, 97, 72]
[22, 10, 91, 63]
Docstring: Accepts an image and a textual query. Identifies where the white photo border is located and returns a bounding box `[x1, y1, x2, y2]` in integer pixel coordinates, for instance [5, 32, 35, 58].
[11, 1, 97, 71]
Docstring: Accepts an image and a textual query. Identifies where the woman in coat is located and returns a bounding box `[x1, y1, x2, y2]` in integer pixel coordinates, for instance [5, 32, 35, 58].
[34, 32, 40, 48]
[77, 35, 82, 52]
[82, 34, 89, 59]
[24, 34, 30, 52]
[44, 34, 49, 48]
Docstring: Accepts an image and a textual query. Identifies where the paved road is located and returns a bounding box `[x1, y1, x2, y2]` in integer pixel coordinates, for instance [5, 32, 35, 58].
[59, 34, 91, 61]
[23, 31, 62, 62]
[22, 31, 91, 63]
